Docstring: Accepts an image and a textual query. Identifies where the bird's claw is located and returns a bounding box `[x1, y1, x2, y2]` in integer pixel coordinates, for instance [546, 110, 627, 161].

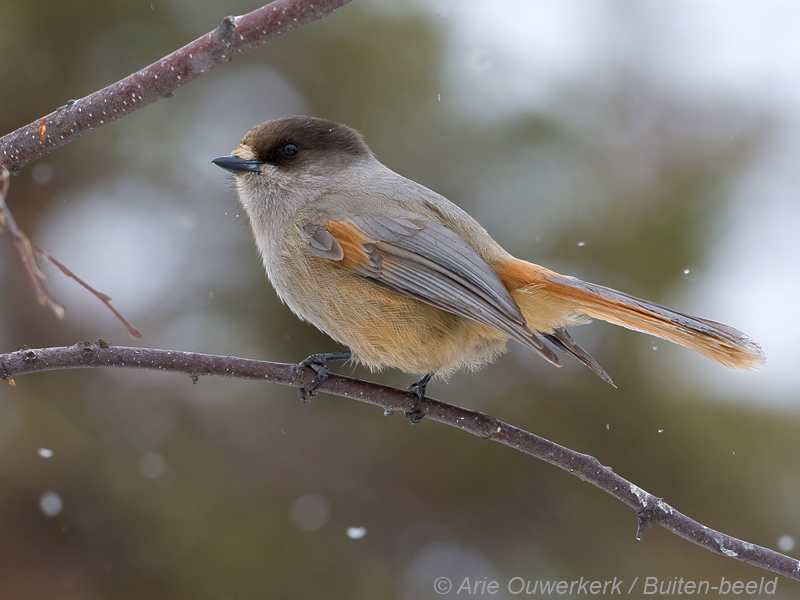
[295, 350, 352, 403]
[404, 373, 432, 423]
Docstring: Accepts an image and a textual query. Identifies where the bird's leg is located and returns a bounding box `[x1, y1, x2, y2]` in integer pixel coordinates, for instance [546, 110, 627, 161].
[404, 373, 432, 424]
[296, 350, 352, 403]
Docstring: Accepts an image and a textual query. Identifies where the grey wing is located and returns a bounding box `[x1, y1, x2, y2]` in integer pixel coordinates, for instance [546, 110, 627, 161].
[302, 214, 560, 365]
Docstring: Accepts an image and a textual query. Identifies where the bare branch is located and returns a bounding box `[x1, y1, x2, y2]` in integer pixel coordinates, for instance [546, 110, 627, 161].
[0, 0, 353, 333]
[30, 242, 142, 338]
[0, 167, 65, 316]
[2, 342, 798, 582]
[0, 167, 141, 335]
[0, 0, 354, 172]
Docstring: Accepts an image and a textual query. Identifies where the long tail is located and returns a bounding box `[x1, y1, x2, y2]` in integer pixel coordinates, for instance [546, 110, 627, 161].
[498, 259, 766, 376]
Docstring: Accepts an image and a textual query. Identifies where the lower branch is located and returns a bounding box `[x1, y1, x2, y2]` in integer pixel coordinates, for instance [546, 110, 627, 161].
[2, 342, 798, 581]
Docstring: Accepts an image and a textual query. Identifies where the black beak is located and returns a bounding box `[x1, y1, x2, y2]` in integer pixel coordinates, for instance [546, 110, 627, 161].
[212, 155, 265, 173]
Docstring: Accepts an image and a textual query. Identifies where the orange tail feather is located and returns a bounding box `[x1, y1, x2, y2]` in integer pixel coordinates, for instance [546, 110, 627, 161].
[498, 259, 765, 372]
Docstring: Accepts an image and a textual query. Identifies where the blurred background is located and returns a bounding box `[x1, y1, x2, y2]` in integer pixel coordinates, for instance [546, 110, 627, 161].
[1, 0, 799, 597]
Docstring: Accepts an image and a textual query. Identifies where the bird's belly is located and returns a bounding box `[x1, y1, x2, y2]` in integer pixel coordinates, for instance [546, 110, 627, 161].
[271, 258, 508, 376]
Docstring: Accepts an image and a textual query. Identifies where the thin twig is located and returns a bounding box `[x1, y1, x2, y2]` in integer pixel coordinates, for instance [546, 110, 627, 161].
[0, 0, 354, 173]
[0, 168, 140, 336]
[0, 166, 64, 316]
[30, 242, 141, 338]
[1, 342, 798, 582]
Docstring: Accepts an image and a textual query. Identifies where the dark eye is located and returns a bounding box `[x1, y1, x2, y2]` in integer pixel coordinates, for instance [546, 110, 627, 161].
[280, 143, 299, 157]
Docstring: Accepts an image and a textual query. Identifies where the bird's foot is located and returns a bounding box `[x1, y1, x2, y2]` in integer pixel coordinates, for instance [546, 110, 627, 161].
[296, 350, 352, 403]
[404, 373, 432, 424]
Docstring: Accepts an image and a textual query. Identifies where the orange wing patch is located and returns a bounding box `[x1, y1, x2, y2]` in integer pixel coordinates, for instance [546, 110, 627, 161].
[324, 220, 377, 271]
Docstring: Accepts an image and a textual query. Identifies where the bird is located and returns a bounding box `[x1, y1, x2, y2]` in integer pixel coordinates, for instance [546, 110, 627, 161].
[213, 116, 764, 409]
